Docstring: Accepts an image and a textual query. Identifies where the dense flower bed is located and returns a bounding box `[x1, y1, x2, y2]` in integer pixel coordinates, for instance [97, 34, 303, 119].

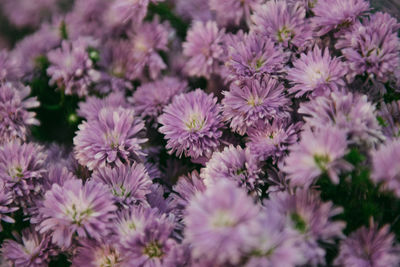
[0, 0, 399, 266]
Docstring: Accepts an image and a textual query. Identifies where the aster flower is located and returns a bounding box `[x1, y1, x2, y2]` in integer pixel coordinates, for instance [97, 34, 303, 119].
[312, 0, 370, 36]
[335, 222, 400, 267]
[74, 107, 147, 170]
[185, 180, 260, 265]
[283, 126, 352, 187]
[250, 0, 313, 49]
[127, 18, 169, 80]
[209, 0, 261, 26]
[287, 47, 347, 98]
[129, 77, 188, 122]
[72, 240, 123, 267]
[39, 179, 117, 248]
[0, 141, 46, 208]
[200, 145, 262, 194]
[0, 181, 18, 230]
[77, 92, 129, 121]
[266, 189, 345, 265]
[0, 50, 21, 81]
[1, 228, 56, 267]
[92, 163, 152, 208]
[226, 32, 287, 80]
[158, 89, 224, 159]
[246, 119, 302, 162]
[47, 37, 101, 97]
[371, 139, 400, 197]
[335, 12, 400, 83]
[299, 90, 383, 145]
[182, 21, 225, 78]
[222, 76, 291, 135]
[0, 83, 40, 144]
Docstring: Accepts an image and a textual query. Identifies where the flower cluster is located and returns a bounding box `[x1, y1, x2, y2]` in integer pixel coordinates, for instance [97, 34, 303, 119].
[0, 0, 399, 266]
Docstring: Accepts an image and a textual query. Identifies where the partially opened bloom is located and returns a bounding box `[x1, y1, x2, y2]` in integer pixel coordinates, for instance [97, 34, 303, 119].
[130, 77, 188, 121]
[74, 107, 147, 170]
[312, 0, 369, 36]
[287, 47, 347, 98]
[335, 12, 400, 83]
[371, 139, 400, 197]
[39, 179, 117, 248]
[72, 240, 123, 267]
[222, 76, 290, 135]
[158, 89, 224, 159]
[182, 21, 225, 78]
[201, 145, 262, 194]
[251, 0, 312, 49]
[335, 222, 400, 267]
[299, 90, 383, 145]
[92, 163, 152, 208]
[266, 189, 345, 265]
[47, 38, 101, 97]
[0, 83, 40, 143]
[185, 180, 259, 265]
[1, 228, 56, 267]
[283, 127, 351, 187]
[209, 0, 261, 26]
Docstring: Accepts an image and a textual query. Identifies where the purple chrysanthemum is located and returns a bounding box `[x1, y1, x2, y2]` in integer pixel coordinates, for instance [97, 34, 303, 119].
[182, 21, 225, 78]
[158, 89, 224, 159]
[1, 227, 56, 267]
[0, 83, 40, 144]
[222, 76, 290, 135]
[246, 119, 302, 162]
[47, 37, 101, 97]
[72, 240, 123, 267]
[299, 90, 383, 145]
[74, 107, 147, 170]
[371, 139, 400, 197]
[0, 141, 46, 208]
[92, 163, 152, 208]
[39, 179, 117, 248]
[335, 12, 400, 83]
[250, 0, 313, 49]
[266, 189, 345, 265]
[200, 145, 262, 194]
[335, 222, 400, 267]
[312, 0, 369, 36]
[77, 92, 129, 121]
[283, 126, 352, 187]
[185, 180, 259, 265]
[130, 77, 188, 122]
[226, 32, 286, 80]
[287, 47, 347, 98]
[209, 0, 261, 26]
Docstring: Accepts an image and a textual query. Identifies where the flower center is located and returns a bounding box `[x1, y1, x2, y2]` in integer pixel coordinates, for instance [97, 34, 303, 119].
[8, 166, 24, 180]
[211, 210, 236, 228]
[143, 241, 164, 258]
[247, 95, 262, 107]
[313, 154, 331, 171]
[185, 113, 205, 131]
[290, 212, 307, 233]
[95, 249, 121, 267]
[277, 26, 294, 43]
[65, 203, 93, 225]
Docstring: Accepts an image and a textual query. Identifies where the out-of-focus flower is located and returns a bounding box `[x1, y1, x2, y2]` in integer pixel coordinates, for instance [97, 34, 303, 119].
[200, 145, 262, 194]
[0, 83, 40, 144]
[283, 127, 352, 187]
[225, 32, 286, 80]
[251, 0, 313, 49]
[158, 89, 224, 159]
[336, 12, 400, 83]
[72, 240, 123, 267]
[247, 120, 302, 161]
[287, 47, 347, 98]
[299, 90, 383, 145]
[209, 0, 261, 26]
[0, 50, 21, 81]
[104, 0, 149, 31]
[312, 0, 369, 36]
[47, 38, 101, 97]
[2, 228, 56, 267]
[371, 139, 400, 197]
[174, 0, 212, 22]
[335, 222, 400, 267]
[222, 76, 290, 135]
[185, 180, 259, 265]
[130, 77, 188, 122]
[266, 189, 345, 265]
[39, 179, 117, 248]
[74, 107, 147, 170]
[182, 21, 225, 78]
[92, 163, 152, 208]
[378, 100, 400, 139]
